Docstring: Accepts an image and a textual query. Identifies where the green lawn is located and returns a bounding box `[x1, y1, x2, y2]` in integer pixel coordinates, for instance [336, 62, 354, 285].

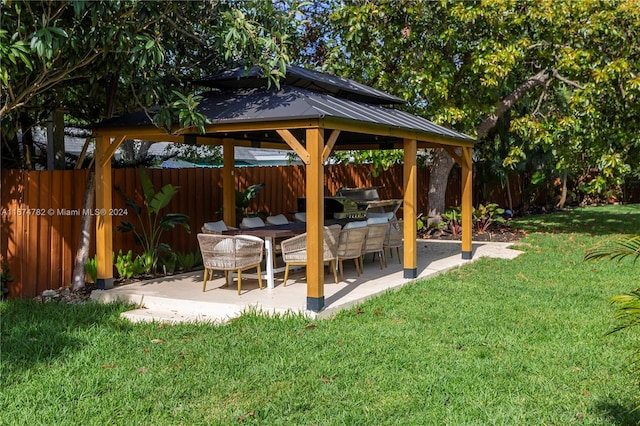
[3, 204, 640, 425]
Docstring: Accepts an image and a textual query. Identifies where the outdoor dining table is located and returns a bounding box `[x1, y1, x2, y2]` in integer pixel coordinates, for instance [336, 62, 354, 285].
[222, 222, 307, 289]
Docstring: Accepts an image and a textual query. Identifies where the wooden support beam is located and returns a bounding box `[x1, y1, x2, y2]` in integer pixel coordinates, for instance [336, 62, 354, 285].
[443, 146, 464, 167]
[223, 139, 236, 227]
[403, 138, 418, 278]
[277, 129, 310, 164]
[94, 135, 114, 290]
[305, 128, 325, 312]
[102, 135, 126, 167]
[461, 146, 473, 259]
[75, 136, 92, 170]
[322, 130, 340, 163]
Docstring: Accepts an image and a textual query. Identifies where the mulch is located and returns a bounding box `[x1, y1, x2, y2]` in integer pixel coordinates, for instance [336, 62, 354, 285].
[418, 221, 527, 243]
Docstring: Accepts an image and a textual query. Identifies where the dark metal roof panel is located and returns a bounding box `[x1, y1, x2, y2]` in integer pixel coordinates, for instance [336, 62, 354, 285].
[96, 86, 474, 143]
[193, 65, 405, 105]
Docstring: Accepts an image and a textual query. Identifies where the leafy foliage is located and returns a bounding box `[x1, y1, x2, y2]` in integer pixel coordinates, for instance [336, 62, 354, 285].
[116, 168, 190, 273]
[175, 250, 203, 272]
[1, 0, 303, 167]
[114, 250, 145, 280]
[304, 0, 640, 207]
[83, 255, 97, 283]
[473, 203, 505, 233]
[235, 183, 265, 223]
[0, 263, 13, 299]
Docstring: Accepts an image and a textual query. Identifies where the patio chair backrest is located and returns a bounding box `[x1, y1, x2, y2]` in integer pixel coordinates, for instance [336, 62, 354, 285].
[197, 233, 264, 270]
[343, 220, 367, 230]
[266, 214, 289, 225]
[240, 216, 266, 229]
[202, 220, 231, 233]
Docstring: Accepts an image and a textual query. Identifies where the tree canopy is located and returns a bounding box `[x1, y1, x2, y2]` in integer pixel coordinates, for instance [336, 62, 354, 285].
[1, 0, 303, 167]
[301, 0, 640, 208]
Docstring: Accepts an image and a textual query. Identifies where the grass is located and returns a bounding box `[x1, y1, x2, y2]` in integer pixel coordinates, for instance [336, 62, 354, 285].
[3, 204, 640, 425]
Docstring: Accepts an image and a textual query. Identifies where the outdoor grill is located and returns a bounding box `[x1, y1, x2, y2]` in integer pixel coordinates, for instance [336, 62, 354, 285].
[297, 187, 402, 221]
[297, 197, 367, 220]
[336, 187, 403, 219]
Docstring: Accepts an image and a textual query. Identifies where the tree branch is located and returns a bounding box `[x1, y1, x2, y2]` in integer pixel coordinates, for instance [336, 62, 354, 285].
[551, 69, 585, 89]
[477, 68, 552, 139]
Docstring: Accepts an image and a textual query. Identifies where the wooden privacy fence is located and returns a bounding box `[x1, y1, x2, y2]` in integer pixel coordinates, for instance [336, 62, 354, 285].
[1, 164, 462, 298]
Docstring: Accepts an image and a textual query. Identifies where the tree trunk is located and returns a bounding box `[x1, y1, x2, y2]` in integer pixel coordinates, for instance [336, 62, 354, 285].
[70, 73, 119, 291]
[505, 174, 513, 212]
[71, 168, 95, 290]
[556, 170, 568, 209]
[426, 148, 456, 223]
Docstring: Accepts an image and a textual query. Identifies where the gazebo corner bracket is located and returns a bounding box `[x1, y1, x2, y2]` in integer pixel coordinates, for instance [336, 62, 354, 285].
[322, 130, 340, 163]
[276, 129, 310, 165]
[101, 135, 127, 167]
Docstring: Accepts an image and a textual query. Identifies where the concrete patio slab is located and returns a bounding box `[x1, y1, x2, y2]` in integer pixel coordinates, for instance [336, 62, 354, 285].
[90, 240, 523, 324]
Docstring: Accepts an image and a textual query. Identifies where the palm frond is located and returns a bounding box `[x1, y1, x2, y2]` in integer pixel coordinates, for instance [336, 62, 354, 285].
[583, 235, 640, 263]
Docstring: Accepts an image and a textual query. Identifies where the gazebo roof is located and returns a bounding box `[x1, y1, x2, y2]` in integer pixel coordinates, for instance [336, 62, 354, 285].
[96, 65, 474, 148]
[193, 65, 406, 105]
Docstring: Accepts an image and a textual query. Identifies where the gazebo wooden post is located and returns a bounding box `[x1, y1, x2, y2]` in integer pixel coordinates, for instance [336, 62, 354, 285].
[94, 134, 114, 290]
[403, 138, 418, 278]
[461, 146, 473, 259]
[222, 138, 236, 227]
[305, 128, 325, 312]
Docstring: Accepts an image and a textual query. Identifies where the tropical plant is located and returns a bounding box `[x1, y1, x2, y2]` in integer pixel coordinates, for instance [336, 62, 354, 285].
[175, 250, 203, 272]
[235, 183, 265, 223]
[116, 168, 190, 273]
[441, 207, 462, 236]
[84, 255, 97, 283]
[114, 250, 145, 280]
[473, 203, 506, 233]
[584, 234, 640, 408]
[0, 263, 13, 299]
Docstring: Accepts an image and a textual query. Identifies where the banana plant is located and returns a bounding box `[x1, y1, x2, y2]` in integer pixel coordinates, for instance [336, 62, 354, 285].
[116, 168, 190, 272]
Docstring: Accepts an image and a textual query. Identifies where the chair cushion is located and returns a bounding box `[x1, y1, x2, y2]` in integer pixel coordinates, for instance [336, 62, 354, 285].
[367, 212, 395, 221]
[293, 212, 306, 222]
[203, 220, 228, 233]
[240, 216, 266, 228]
[266, 214, 289, 225]
[343, 220, 367, 229]
[366, 216, 389, 225]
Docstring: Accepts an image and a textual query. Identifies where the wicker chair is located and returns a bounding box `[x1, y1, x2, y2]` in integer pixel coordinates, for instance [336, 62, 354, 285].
[201, 220, 237, 234]
[383, 220, 403, 265]
[361, 222, 389, 269]
[336, 225, 369, 281]
[197, 233, 264, 295]
[280, 225, 341, 286]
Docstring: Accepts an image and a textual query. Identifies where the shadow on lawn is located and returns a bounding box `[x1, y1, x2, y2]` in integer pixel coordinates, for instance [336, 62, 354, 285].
[595, 400, 640, 425]
[0, 300, 131, 376]
[513, 206, 640, 237]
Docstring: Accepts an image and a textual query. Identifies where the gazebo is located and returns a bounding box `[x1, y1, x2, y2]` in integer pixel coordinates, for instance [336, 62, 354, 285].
[93, 65, 475, 312]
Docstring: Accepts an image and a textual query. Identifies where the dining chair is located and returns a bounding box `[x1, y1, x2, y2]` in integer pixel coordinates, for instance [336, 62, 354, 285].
[383, 220, 404, 265]
[361, 221, 389, 269]
[280, 225, 341, 286]
[336, 223, 368, 281]
[197, 233, 264, 295]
